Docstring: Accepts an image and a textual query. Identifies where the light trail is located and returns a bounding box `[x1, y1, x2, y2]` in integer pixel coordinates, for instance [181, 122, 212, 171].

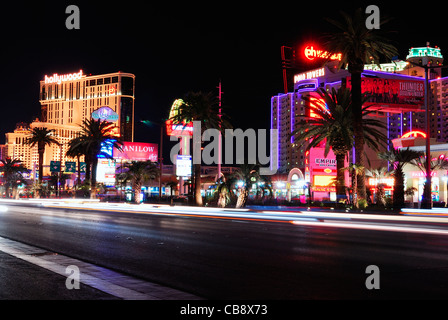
[1, 199, 448, 234]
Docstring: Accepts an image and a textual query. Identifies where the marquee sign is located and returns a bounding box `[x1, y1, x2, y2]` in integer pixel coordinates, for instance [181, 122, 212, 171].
[44, 70, 83, 85]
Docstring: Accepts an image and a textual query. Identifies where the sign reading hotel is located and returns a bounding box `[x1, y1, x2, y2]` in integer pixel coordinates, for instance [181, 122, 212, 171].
[44, 70, 83, 84]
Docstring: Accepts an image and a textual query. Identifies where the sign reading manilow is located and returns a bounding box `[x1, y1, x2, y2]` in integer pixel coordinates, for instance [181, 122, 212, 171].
[170, 121, 278, 175]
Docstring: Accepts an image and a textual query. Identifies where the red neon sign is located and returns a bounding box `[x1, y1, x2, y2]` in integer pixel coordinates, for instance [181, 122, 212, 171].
[165, 119, 193, 136]
[304, 45, 342, 62]
[401, 130, 427, 138]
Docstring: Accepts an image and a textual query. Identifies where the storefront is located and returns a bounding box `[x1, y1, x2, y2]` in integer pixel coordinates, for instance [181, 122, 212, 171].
[393, 133, 448, 206]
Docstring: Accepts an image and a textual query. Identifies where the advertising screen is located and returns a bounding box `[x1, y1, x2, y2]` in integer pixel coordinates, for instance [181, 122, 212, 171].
[346, 77, 424, 112]
[97, 159, 116, 186]
[114, 142, 158, 162]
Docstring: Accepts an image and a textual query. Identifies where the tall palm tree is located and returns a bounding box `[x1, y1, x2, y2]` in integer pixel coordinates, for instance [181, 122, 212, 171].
[378, 147, 423, 210]
[292, 87, 386, 204]
[26, 127, 60, 188]
[117, 160, 159, 204]
[324, 8, 398, 202]
[0, 157, 30, 198]
[169, 91, 232, 206]
[69, 119, 122, 198]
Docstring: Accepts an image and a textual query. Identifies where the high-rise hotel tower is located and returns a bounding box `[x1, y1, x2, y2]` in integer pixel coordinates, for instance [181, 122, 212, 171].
[39, 70, 135, 142]
[4, 70, 135, 177]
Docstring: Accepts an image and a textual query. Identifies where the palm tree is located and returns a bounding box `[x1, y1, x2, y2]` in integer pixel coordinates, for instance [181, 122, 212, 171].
[0, 157, 30, 198]
[231, 163, 260, 208]
[378, 147, 423, 210]
[69, 119, 123, 198]
[365, 167, 391, 207]
[169, 91, 232, 206]
[343, 163, 364, 208]
[66, 138, 85, 187]
[411, 154, 448, 207]
[117, 160, 159, 204]
[215, 175, 232, 208]
[292, 87, 386, 205]
[26, 127, 60, 196]
[324, 8, 398, 202]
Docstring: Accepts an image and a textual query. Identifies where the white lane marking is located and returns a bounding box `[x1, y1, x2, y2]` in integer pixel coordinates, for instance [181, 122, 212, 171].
[290, 220, 448, 235]
[0, 236, 199, 300]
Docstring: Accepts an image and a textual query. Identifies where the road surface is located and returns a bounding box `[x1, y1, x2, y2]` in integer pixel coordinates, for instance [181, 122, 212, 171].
[0, 200, 447, 300]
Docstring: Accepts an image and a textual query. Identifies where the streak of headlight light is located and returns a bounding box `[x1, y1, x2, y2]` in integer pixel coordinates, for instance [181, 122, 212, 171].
[0, 206, 8, 212]
[290, 220, 448, 236]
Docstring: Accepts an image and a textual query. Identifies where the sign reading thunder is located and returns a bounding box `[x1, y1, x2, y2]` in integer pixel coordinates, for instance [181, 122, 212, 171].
[346, 77, 425, 112]
[114, 142, 158, 162]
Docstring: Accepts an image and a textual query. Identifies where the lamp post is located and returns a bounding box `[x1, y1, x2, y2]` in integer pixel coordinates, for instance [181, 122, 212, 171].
[407, 58, 448, 209]
[141, 120, 164, 201]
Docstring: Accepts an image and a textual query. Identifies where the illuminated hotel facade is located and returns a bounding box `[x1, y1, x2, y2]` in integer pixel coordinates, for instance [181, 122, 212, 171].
[271, 45, 447, 202]
[4, 70, 135, 178]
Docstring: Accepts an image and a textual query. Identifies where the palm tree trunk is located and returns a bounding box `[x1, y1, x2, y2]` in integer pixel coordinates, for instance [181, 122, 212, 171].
[90, 156, 98, 199]
[38, 149, 44, 184]
[134, 181, 142, 204]
[194, 163, 203, 206]
[394, 168, 405, 210]
[76, 155, 81, 186]
[236, 188, 249, 208]
[352, 171, 358, 209]
[350, 70, 367, 201]
[335, 153, 347, 205]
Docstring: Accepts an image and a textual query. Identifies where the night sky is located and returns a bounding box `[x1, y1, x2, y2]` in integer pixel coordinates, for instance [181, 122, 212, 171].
[1, 1, 447, 150]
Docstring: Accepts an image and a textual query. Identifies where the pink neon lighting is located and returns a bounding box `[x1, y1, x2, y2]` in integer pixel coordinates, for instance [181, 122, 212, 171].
[304, 45, 342, 61]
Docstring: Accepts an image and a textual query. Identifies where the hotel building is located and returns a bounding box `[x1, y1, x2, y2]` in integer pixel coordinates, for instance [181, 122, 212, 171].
[271, 45, 447, 202]
[4, 70, 135, 178]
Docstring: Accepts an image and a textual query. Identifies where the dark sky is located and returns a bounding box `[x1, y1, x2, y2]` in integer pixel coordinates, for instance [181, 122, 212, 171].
[1, 1, 446, 147]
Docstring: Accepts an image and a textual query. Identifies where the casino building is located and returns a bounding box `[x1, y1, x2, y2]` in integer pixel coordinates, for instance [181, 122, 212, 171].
[271, 45, 447, 202]
[4, 70, 135, 178]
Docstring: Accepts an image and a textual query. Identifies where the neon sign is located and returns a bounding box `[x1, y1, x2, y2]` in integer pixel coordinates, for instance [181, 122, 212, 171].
[401, 130, 427, 138]
[304, 45, 342, 62]
[92, 106, 119, 122]
[44, 70, 83, 84]
[294, 67, 325, 83]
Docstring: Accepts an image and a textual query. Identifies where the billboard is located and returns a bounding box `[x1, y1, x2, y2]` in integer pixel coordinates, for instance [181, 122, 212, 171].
[97, 159, 116, 186]
[176, 155, 192, 177]
[165, 119, 194, 136]
[114, 142, 158, 162]
[346, 77, 424, 112]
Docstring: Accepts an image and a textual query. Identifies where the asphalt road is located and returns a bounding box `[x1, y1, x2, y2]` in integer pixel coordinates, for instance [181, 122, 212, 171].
[0, 202, 447, 300]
